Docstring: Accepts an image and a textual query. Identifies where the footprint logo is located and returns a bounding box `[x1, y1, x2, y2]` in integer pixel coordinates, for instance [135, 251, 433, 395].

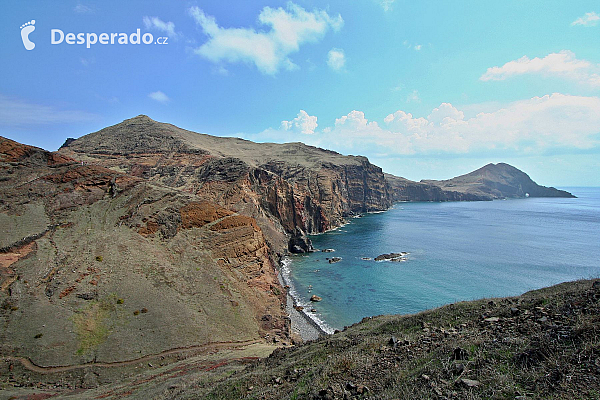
[20, 20, 36, 50]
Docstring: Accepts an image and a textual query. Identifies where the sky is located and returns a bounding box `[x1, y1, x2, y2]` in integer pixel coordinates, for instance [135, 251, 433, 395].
[2, 0, 600, 186]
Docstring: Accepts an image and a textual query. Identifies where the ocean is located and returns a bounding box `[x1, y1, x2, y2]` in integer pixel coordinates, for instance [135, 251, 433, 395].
[283, 187, 600, 333]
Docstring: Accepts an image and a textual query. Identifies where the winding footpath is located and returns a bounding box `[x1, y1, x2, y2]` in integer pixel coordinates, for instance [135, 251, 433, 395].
[2, 339, 263, 374]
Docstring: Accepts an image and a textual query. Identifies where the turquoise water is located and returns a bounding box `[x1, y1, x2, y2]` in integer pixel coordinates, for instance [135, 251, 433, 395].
[285, 187, 600, 332]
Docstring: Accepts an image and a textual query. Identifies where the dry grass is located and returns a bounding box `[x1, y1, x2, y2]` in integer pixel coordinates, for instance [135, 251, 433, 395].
[195, 279, 600, 400]
[71, 295, 116, 355]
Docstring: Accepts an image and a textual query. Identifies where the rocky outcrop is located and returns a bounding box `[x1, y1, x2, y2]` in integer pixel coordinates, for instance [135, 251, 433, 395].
[288, 233, 314, 254]
[374, 252, 408, 262]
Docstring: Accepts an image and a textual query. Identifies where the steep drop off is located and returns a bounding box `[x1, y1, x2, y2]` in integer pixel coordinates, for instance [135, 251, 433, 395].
[59, 115, 392, 251]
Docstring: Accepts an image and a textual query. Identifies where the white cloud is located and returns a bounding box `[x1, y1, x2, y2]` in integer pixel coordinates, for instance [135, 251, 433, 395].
[281, 110, 318, 134]
[143, 16, 178, 39]
[354, 94, 600, 154]
[188, 3, 343, 75]
[402, 41, 423, 51]
[253, 94, 600, 157]
[74, 4, 94, 14]
[327, 48, 346, 71]
[571, 12, 600, 27]
[0, 94, 97, 126]
[148, 91, 170, 104]
[391, 82, 404, 92]
[378, 0, 395, 12]
[480, 50, 600, 87]
[212, 66, 229, 76]
[406, 90, 421, 103]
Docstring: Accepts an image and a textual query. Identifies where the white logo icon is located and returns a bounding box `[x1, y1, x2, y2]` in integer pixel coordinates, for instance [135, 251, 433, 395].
[20, 20, 36, 50]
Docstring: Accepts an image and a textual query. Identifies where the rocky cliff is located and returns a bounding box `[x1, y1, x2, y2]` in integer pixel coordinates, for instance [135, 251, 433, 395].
[58, 115, 392, 251]
[1, 116, 394, 368]
[385, 174, 490, 202]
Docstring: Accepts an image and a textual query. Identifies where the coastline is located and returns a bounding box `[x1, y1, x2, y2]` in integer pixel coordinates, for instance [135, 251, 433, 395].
[279, 209, 393, 340]
[278, 257, 333, 341]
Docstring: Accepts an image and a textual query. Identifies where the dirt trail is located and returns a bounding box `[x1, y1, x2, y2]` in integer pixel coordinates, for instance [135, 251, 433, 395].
[2, 339, 263, 374]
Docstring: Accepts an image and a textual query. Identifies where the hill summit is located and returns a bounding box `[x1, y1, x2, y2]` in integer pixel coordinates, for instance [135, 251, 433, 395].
[421, 162, 575, 199]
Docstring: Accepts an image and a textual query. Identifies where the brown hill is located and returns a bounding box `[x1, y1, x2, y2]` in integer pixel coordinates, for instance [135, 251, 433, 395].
[0, 136, 287, 368]
[0, 117, 580, 398]
[1, 115, 393, 372]
[3, 279, 598, 399]
[422, 162, 575, 200]
[59, 115, 392, 250]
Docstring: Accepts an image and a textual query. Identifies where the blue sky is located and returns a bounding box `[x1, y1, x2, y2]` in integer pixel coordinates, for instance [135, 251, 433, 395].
[2, 1, 600, 186]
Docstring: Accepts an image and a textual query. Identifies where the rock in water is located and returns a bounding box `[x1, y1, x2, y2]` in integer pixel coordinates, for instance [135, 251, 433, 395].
[328, 257, 342, 264]
[288, 234, 314, 254]
[374, 253, 407, 262]
[310, 295, 322, 302]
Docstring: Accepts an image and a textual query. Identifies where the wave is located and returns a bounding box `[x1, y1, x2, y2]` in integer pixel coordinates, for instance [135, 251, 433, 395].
[280, 257, 335, 335]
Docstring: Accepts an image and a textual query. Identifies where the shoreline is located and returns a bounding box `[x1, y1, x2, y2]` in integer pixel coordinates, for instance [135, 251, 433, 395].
[278, 209, 393, 340]
[278, 257, 333, 341]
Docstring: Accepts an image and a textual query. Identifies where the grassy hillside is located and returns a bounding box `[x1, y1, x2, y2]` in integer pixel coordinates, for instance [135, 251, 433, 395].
[192, 279, 600, 399]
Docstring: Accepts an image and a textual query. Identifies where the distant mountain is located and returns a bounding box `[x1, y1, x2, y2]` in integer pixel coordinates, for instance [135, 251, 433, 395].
[421, 163, 575, 200]
[386, 163, 574, 202]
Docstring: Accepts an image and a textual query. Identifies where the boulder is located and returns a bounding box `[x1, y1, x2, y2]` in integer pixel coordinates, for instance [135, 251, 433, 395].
[310, 295, 322, 302]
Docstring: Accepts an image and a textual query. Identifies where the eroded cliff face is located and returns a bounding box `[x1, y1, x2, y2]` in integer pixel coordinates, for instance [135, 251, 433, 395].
[59, 116, 393, 252]
[0, 136, 287, 367]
